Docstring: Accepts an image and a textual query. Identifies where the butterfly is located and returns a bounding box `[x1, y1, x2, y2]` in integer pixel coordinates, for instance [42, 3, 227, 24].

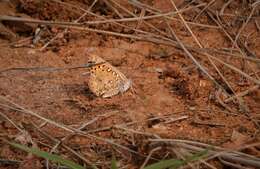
[87, 54, 132, 98]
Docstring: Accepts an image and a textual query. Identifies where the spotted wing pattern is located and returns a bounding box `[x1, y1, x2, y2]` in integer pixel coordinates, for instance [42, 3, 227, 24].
[88, 54, 131, 98]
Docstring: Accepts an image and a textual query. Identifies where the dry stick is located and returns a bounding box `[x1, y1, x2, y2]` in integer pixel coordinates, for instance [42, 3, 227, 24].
[206, 53, 248, 112]
[49, 0, 211, 49]
[220, 12, 259, 20]
[169, 0, 230, 93]
[255, 19, 260, 31]
[172, 148, 196, 169]
[219, 0, 234, 15]
[50, 0, 205, 29]
[0, 111, 24, 133]
[211, 12, 259, 100]
[1, 15, 257, 64]
[140, 147, 162, 169]
[103, 0, 124, 19]
[0, 15, 173, 47]
[115, 126, 160, 138]
[215, 89, 238, 115]
[0, 15, 82, 26]
[0, 9, 203, 27]
[129, 2, 258, 74]
[45, 118, 99, 168]
[149, 139, 260, 168]
[193, 0, 216, 21]
[214, 8, 257, 61]
[48, 0, 171, 41]
[1, 17, 259, 84]
[232, 5, 257, 49]
[3, 16, 260, 87]
[64, 4, 206, 25]
[0, 96, 74, 133]
[78, 24, 260, 86]
[181, 148, 216, 169]
[117, 123, 260, 168]
[149, 139, 260, 153]
[109, 0, 169, 37]
[170, 0, 203, 48]
[224, 85, 259, 103]
[220, 154, 260, 168]
[164, 115, 189, 124]
[201, 4, 249, 58]
[40, 0, 98, 51]
[31, 123, 97, 169]
[204, 52, 260, 85]
[0, 159, 21, 165]
[77, 132, 156, 160]
[165, 2, 228, 95]
[176, 141, 260, 161]
[181, 143, 260, 169]
[128, 0, 161, 12]
[182, 0, 198, 9]
[0, 62, 105, 74]
[218, 157, 249, 169]
[128, 0, 220, 29]
[0, 96, 152, 160]
[195, 1, 256, 89]
[50, 117, 99, 157]
[135, 8, 146, 31]
[205, 48, 260, 63]
[85, 111, 188, 134]
[198, 7, 260, 81]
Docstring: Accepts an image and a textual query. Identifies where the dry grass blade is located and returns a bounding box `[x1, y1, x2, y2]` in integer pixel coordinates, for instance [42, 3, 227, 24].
[224, 85, 259, 103]
[164, 18, 224, 94]
[40, 0, 98, 50]
[220, 0, 234, 15]
[2, 14, 256, 65]
[203, 52, 260, 85]
[169, 0, 251, 111]
[0, 111, 23, 133]
[232, 4, 257, 49]
[30, 123, 96, 168]
[140, 147, 162, 169]
[149, 139, 260, 168]
[193, 0, 216, 21]
[0, 1, 259, 169]
[129, 0, 220, 29]
[0, 96, 153, 160]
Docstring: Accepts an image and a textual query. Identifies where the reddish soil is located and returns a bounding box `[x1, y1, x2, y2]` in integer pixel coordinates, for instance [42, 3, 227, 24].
[0, 0, 259, 169]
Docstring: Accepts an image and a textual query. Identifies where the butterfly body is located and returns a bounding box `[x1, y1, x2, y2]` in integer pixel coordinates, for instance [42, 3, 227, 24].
[88, 55, 131, 98]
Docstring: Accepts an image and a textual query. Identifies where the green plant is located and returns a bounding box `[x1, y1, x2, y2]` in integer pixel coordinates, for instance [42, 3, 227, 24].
[8, 141, 87, 169]
[143, 150, 208, 169]
[8, 141, 208, 169]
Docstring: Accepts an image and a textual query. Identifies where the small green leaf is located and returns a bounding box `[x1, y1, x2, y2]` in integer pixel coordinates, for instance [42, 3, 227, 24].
[185, 149, 208, 162]
[143, 159, 184, 169]
[144, 149, 208, 169]
[111, 156, 118, 169]
[8, 142, 85, 169]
